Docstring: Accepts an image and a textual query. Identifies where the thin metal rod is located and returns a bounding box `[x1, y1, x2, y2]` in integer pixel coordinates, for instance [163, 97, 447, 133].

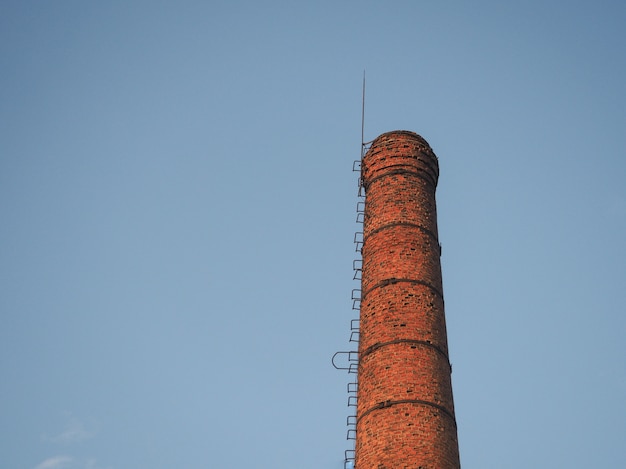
[361, 70, 366, 151]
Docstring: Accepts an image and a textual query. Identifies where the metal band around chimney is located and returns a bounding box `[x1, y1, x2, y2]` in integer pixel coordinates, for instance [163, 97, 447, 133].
[361, 277, 444, 301]
[365, 221, 439, 244]
[358, 399, 457, 428]
[359, 338, 450, 368]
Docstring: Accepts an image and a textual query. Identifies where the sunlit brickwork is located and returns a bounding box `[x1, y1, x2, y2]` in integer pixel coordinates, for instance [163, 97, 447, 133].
[355, 131, 460, 469]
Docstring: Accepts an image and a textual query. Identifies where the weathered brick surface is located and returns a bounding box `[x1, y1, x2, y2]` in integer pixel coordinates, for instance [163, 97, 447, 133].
[357, 405, 459, 469]
[356, 131, 460, 469]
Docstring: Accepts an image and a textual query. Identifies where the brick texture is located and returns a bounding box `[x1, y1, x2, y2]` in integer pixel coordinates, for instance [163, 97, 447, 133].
[355, 131, 460, 469]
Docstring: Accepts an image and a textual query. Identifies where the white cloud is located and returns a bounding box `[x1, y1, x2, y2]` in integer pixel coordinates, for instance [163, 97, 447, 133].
[44, 416, 94, 444]
[34, 456, 73, 469]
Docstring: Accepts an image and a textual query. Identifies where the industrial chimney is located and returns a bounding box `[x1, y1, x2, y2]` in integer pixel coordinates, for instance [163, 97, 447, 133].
[355, 131, 460, 468]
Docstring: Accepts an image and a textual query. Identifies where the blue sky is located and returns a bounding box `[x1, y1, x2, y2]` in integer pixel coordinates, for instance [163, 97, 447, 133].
[1, 1, 625, 468]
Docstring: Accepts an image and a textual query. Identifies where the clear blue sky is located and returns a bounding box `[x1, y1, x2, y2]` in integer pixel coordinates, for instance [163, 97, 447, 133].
[1, 1, 625, 468]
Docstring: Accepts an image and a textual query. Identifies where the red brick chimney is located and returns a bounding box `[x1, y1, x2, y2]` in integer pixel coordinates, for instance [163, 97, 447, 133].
[355, 131, 460, 468]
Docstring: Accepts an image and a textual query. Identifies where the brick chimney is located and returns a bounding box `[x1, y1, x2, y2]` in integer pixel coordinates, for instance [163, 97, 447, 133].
[355, 131, 460, 468]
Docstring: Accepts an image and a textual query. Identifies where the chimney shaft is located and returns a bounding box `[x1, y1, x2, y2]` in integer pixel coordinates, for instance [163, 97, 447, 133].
[355, 131, 460, 468]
